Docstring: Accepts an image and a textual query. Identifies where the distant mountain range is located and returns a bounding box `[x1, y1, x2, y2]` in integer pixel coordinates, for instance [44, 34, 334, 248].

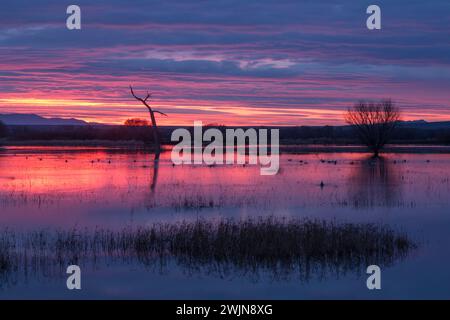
[396, 119, 450, 129]
[0, 113, 88, 126]
[1, 113, 449, 129]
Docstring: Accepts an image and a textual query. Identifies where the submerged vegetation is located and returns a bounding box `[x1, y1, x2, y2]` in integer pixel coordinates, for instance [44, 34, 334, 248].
[0, 217, 416, 287]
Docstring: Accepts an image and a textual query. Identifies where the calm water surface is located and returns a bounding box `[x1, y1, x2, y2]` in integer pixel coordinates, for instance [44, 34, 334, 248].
[0, 146, 449, 299]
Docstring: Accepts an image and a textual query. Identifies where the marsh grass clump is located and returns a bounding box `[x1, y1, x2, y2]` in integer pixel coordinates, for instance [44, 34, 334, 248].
[0, 217, 416, 285]
[0, 230, 19, 284]
[0, 242, 13, 273]
[164, 218, 415, 279]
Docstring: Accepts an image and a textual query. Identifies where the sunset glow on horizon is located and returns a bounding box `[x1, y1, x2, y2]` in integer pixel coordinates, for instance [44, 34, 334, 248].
[1, 1, 449, 126]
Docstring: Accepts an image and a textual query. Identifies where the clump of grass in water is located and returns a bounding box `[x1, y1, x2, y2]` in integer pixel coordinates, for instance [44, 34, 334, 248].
[0, 217, 416, 285]
[0, 243, 13, 273]
[165, 218, 415, 279]
[0, 230, 19, 285]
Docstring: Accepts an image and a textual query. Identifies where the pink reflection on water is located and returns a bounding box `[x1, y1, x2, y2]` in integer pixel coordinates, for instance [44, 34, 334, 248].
[0, 146, 449, 229]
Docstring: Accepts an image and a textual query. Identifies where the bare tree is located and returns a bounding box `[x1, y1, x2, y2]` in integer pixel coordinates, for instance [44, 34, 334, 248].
[345, 99, 400, 157]
[130, 86, 167, 154]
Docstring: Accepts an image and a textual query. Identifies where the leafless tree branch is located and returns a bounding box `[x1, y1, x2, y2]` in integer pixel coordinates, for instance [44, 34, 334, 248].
[345, 99, 400, 157]
[129, 85, 168, 154]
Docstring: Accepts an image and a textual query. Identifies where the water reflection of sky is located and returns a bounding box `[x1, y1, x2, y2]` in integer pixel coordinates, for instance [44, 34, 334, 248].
[0, 147, 449, 298]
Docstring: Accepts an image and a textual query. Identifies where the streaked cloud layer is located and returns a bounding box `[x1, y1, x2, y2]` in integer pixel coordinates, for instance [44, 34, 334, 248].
[0, 0, 449, 125]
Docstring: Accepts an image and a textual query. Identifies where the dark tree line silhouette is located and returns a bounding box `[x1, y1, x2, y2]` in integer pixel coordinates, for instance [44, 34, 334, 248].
[3, 123, 450, 145]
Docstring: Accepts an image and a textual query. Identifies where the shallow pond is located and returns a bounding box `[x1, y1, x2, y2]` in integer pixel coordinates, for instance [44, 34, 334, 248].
[0, 146, 449, 299]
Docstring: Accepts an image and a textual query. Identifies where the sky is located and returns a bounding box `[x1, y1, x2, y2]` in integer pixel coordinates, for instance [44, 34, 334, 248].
[0, 0, 449, 126]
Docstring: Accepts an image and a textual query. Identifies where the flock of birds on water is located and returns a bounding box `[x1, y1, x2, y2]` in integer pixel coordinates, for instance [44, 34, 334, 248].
[12, 152, 434, 191]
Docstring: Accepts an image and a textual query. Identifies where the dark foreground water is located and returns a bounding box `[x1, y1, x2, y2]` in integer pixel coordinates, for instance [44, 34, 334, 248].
[0, 146, 449, 299]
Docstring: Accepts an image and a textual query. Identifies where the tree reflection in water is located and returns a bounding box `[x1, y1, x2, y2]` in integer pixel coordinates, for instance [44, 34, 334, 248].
[347, 156, 403, 208]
